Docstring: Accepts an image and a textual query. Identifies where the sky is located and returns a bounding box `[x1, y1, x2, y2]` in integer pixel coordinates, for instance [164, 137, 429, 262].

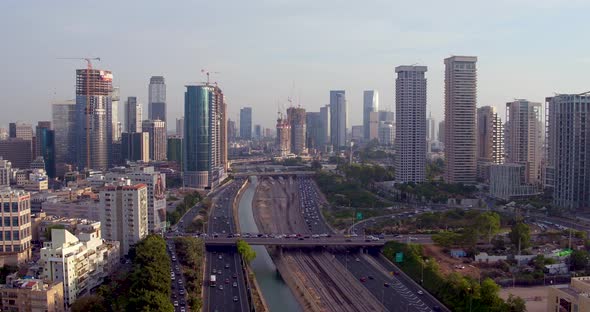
[1, 0, 590, 131]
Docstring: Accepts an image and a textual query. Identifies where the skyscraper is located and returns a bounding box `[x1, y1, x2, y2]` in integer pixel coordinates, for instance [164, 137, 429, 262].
[287, 107, 307, 155]
[276, 114, 291, 156]
[395, 65, 427, 183]
[9, 122, 33, 141]
[240, 107, 252, 140]
[477, 106, 504, 163]
[444, 56, 477, 184]
[124, 96, 142, 133]
[75, 68, 113, 171]
[227, 119, 236, 142]
[438, 121, 445, 143]
[121, 132, 149, 163]
[546, 93, 590, 211]
[142, 119, 167, 161]
[254, 124, 262, 140]
[52, 100, 76, 176]
[363, 90, 379, 141]
[306, 112, 321, 150]
[319, 105, 330, 148]
[330, 90, 347, 149]
[111, 87, 121, 142]
[426, 113, 436, 141]
[148, 76, 166, 123]
[184, 85, 226, 189]
[176, 117, 184, 138]
[35, 121, 55, 178]
[505, 100, 543, 185]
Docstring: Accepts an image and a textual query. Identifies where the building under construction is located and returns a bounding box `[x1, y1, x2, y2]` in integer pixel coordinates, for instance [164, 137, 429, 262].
[75, 68, 113, 171]
[287, 106, 307, 155]
[276, 114, 291, 157]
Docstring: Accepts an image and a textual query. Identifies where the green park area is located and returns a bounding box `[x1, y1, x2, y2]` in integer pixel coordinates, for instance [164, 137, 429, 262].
[174, 237, 205, 311]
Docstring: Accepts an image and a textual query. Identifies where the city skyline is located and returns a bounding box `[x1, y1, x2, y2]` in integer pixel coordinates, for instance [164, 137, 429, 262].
[2, 1, 590, 129]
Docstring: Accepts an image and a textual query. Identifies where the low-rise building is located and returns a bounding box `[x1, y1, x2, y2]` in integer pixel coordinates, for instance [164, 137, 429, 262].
[0, 188, 32, 266]
[40, 223, 119, 306]
[547, 276, 590, 311]
[0, 275, 64, 312]
[489, 163, 540, 200]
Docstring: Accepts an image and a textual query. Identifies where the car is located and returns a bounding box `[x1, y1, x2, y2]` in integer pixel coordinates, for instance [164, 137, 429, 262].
[225, 278, 230, 284]
[298, 237, 304, 240]
[345, 239, 352, 242]
[218, 255, 223, 260]
[233, 296, 239, 302]
[417, 290, 424, 295]
[180, 308, 186, 312]
[178, 280, 183, 285]
[212, 269, 217, 274]
[232, 273, 237, 278]
[355, 258, 360, 262]
[383, 282, 390, 287]
[359, 277, 367, 282]
[432, 306, 441, 311]
[233, 281, 238, 287]
[218, 285, 224, 290]
[173, 301, 179, 307]
[368, 275, 374, 280]
[225, 263, 230, 269]
[179, 289, 184, 295]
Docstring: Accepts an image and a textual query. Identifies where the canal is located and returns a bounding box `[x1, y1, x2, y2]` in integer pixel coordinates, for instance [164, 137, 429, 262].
[237, 176, 302, 312]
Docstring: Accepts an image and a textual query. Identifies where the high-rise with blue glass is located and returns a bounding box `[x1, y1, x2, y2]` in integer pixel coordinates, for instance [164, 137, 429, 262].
[183, 84, 226, 189]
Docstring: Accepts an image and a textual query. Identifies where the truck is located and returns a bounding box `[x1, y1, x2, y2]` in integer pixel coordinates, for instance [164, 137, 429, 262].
[210, 275, 216, 287]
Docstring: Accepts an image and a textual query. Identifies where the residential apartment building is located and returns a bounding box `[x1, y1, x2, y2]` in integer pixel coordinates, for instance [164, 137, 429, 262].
[0, 188, 32, 266]
[444, 56, 478, 184]
[547, 276, 590, 312]
[0, 276, 64, 312]
[40, 223, 120, 306]
[477, 106, 504, 180]
[489, 164, 539, 200]
[142, 119, 167, 161]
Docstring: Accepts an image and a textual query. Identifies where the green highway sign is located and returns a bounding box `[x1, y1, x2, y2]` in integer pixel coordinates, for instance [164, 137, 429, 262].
[356, 212, 363, 220]
[395, 252, 404, 263]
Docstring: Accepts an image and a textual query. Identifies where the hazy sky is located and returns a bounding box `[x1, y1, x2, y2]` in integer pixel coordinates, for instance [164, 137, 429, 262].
[1, 0, 590, 130]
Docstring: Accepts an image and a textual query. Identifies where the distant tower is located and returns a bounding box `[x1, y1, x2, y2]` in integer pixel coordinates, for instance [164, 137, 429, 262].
[111, 87, 121, 141]
[330, 90, 347, 149]
[148, 76, 166, 123]
[125, 97, 142, 133]
[276, 112, 291, 156]
[142, 119, 167, 161]
[287, 106, 307, 155]
[363, 90, 379, 141]
[240, 107, 252, 140]
[395, 65, 427, 183]
[444, 56, 477, 184]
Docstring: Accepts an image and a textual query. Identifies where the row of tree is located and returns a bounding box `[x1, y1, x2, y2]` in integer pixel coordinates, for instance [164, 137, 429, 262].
[71, 235, 174, 312]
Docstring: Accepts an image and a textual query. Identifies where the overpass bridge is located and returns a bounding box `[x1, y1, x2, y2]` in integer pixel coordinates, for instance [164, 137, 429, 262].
[232, 171, 315, 178]
[202, 235, 432, 247]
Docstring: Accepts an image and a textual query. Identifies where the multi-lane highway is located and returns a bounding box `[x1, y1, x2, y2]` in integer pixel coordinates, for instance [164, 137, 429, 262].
[202, 234, 433, 246]
[203, 180, 250, 312]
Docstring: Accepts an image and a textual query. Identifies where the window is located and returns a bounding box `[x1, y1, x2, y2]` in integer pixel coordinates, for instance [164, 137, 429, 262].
[3, 217, 9, 226]
[13, 245, 19, 252]
[12, 217, 18, 227]
[11, 202, 18, 212]
[4, 231, 10, 240]
[3, 203, 9, 212]
[12, 231, 18, 240]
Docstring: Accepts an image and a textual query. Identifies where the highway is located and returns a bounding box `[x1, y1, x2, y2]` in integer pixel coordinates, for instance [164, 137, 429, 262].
[201, 235, 433, 247]
[200, 180, 250, 312]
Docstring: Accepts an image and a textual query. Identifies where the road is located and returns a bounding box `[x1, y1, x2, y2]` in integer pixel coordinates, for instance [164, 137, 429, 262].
[201, 235, 433, 246]
[203, 180, 250, 312]
[167, 240, 189, 312]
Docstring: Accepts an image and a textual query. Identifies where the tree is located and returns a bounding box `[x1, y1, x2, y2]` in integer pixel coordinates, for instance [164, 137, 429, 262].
[237, 239, 257, 264]
[570, 250, 590, 271]
[509, 222, 531, 251]
[475, 212, 500, 243]
[432, 232, 462, 248]
[311, 160, 322, 171]
[479, 278, 502, 307]
[505, 294, 526, 312]
[71, 295, 107, 312]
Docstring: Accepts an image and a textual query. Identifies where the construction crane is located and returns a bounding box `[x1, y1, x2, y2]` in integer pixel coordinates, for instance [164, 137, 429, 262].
[58, 57, 101, 170]
[201, 69, 220, 85]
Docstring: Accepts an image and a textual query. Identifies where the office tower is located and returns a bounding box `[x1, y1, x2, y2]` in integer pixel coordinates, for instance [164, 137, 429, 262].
[227, 119, 236, 142]
[167, 136, 182, 163]
[142, 120, 167, 161]
[330, 90, 347, 149]
[477, 106, 504, 165]
[176, 117, 184, 138]
[505, 100, 543, 185]
[438, 121, 445, 143]
[0, 139, 32, 169]
[276, 114, 291, 156]
[351, 126, 363, 141]
[100, 182, 148, 256]
[9, 122, 33, 141]
[240, 107, 252, 139]
[0, 128, 7, 140]
[52, 101, 77, 176]
[379, 122, 395, 146]
[148, 76, 166, 123]
[104, 166, 167, 233]
[287, 107, 307, 155]
[0, 157, 10, 186]
[184, 85, 227, 189]
[75, 68, 113, 171]
[394, 65, 427, 183]
[444, 56, 478, 184]
[320, 105, 330, 147]
[363, 90, 379, 141]
[124, 96, 142, 133]
[546, 93, 590, 210]
[306, 112, 321, 150]
[378, 111, 395, 123]
[0, 189, 32, 265]
[254, 125, 262, 140]
[35, 121, 56, 178]
[426, 113, 436, 141]
[111, 87, 121, 142]
[121, 132, 149, 162]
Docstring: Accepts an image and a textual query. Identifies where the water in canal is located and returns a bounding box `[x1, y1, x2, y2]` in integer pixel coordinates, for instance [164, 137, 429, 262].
[237, 176, 302, 312]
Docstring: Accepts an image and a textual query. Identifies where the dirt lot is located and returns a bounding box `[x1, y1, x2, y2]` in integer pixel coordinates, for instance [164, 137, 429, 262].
[422, 245, 481, 278]
[499, 286, 553, 312]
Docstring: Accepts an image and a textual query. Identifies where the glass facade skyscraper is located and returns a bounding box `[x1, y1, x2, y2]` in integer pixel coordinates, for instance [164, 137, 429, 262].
[52, 101, 76, 176]
[148, 76, 166, 123]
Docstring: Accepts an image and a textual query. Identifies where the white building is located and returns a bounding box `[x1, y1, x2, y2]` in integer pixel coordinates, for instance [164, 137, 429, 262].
[489, 163, 539, 200]
[444, 56, 478, 184]
[40, 223, 119, 306]
[395, 65, 427, 183]
[0, 188, 32, 266]
[99, 182, 148, 255]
